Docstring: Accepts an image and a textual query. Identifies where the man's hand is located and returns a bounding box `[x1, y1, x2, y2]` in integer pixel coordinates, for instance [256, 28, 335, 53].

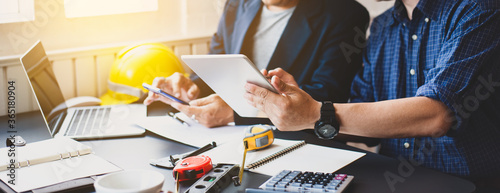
[170, 94, 234, 128]
[262, 68, 298, 87]
[144, 72, 200, 105]
[244, 75, 321, 131]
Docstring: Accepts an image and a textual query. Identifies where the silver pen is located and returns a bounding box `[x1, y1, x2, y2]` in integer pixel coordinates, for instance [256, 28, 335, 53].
[168, 112, 190, 127]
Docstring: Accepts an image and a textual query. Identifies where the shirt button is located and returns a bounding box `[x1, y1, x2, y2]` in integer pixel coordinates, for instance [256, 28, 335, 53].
[425, 18, 429, 23]
[404, 142, 410, 149]
[410, 69, 416, 75]
[412, 34, 418, 40]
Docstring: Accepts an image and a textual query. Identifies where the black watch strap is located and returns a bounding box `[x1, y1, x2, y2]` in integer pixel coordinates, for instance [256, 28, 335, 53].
[320, 101, 335, 123]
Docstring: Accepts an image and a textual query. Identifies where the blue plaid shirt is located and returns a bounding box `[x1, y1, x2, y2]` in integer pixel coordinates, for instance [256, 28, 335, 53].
[350, 0, 500, 179]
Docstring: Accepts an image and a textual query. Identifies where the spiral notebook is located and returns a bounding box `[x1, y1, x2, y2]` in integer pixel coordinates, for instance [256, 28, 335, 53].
[0, 138, 121, 192]
[201, 139, 365, 176]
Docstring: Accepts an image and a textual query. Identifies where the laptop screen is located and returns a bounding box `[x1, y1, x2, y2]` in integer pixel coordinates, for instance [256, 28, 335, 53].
[19, 41, 68, 135]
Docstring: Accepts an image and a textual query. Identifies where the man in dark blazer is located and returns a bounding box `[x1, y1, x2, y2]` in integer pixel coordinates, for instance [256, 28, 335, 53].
[145, 0, 369, 128]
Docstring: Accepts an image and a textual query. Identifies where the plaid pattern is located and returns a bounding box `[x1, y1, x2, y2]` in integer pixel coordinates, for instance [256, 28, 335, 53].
[350, 0, 500, 179]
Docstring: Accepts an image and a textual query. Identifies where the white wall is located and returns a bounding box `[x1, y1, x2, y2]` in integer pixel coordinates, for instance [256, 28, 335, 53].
[356, 0, 394, 21]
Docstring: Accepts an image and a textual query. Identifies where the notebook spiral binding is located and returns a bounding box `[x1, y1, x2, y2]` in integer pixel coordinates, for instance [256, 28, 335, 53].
[246, 141, 306, 169]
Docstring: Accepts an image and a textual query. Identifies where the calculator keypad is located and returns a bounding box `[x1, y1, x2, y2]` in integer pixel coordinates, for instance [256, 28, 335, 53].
[259, 170, 354, 192]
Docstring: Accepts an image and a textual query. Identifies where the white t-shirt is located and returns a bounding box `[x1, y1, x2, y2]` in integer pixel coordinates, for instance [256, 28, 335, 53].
[250, 5, 296, 70]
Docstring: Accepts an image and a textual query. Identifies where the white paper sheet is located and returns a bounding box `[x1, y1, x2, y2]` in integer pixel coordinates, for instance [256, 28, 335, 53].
[201, 139, 366, 176]
[0, 154, 121, 192]
[137, 114, 246, 148]
[251, 142, 365, 176]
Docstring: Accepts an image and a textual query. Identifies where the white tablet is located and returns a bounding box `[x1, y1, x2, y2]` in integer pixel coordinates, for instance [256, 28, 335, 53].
[181, 54, 278, 117]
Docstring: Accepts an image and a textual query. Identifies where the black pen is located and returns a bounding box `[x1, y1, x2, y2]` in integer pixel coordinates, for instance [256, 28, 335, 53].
[168, 112, 190, 127]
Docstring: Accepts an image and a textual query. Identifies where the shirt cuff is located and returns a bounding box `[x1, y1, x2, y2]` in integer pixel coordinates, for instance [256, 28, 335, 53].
[415, 83, 462, 136]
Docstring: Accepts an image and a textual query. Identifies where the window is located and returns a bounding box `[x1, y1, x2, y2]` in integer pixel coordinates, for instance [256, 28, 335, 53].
[64, 0, 158, 18]
[0, 0, 35, 24]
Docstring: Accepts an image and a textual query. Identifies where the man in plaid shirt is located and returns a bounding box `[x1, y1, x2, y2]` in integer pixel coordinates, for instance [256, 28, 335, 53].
[244, 0, 500, 190]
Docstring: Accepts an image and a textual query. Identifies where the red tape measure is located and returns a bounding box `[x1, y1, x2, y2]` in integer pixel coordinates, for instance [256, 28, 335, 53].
[173, 155, 213, 182]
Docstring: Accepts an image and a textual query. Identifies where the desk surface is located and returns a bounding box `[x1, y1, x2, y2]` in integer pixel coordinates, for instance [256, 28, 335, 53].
[0, 111, 476, 193]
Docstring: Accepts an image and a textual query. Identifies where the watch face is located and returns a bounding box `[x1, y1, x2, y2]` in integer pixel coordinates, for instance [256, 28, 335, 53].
[317, 124, 337, 139]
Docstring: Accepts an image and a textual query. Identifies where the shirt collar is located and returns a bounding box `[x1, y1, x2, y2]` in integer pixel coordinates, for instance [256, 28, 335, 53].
[416, 0, 440, 21]
[389, 0, 440, 26]
[388, 0, 409, 26]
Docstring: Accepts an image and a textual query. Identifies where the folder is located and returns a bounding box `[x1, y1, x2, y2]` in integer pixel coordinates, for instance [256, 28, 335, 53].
[0, 138, 121, 192]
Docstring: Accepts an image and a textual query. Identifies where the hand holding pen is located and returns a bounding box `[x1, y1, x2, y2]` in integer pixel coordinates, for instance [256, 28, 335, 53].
[143, 73, 200, 106]
[143, 83, 189, 105]
[142, 75, 234, 128]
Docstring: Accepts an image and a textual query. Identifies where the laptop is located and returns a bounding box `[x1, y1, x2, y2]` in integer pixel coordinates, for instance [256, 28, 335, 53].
[20, 41, 146, 140]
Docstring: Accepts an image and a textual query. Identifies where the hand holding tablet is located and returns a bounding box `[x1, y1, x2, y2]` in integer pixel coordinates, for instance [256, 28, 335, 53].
[181, 54, 277, 117]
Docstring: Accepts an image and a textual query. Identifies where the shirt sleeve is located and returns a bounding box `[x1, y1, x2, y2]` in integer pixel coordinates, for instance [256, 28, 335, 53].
[415, 9, 500, 134]
[208, 24, 226, 54]
[350, 51, 375, 103]
[349, 13, 387, 103]
[208, 0, 231, 54]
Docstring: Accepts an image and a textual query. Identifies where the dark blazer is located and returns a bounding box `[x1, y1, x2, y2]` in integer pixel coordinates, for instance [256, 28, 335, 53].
[210, 0, 368, 101]
[204, 0, 369, 124]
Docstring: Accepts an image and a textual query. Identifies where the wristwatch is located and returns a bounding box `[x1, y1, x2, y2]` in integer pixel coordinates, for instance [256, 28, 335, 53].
[314, 101, 339, 140]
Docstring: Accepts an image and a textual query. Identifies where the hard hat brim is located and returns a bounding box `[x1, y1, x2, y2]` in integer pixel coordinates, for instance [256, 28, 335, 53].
[99, 91, 140, 106]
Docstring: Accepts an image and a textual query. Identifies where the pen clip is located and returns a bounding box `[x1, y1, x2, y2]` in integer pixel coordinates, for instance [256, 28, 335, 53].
[168, 112, 190, 127]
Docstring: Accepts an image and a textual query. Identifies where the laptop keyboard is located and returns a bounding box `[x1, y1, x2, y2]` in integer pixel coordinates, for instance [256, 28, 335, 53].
[65, 107, 111, 136]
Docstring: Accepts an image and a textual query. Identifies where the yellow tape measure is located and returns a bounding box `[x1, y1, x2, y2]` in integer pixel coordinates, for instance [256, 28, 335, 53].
[237, 125, 275, 184]
[244, 124, 274, 151]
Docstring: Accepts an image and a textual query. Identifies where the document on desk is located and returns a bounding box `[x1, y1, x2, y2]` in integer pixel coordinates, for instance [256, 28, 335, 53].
[0, 138, 121, 192]
[201, 138, 366, 176]
[137, 114, 246, 148]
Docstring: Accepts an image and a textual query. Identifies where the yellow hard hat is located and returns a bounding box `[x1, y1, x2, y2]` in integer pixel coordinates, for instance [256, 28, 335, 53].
[100, 43, 185, 105]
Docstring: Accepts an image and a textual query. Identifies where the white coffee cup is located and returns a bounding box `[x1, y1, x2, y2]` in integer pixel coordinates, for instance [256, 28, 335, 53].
[94, 170, 165, 193]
